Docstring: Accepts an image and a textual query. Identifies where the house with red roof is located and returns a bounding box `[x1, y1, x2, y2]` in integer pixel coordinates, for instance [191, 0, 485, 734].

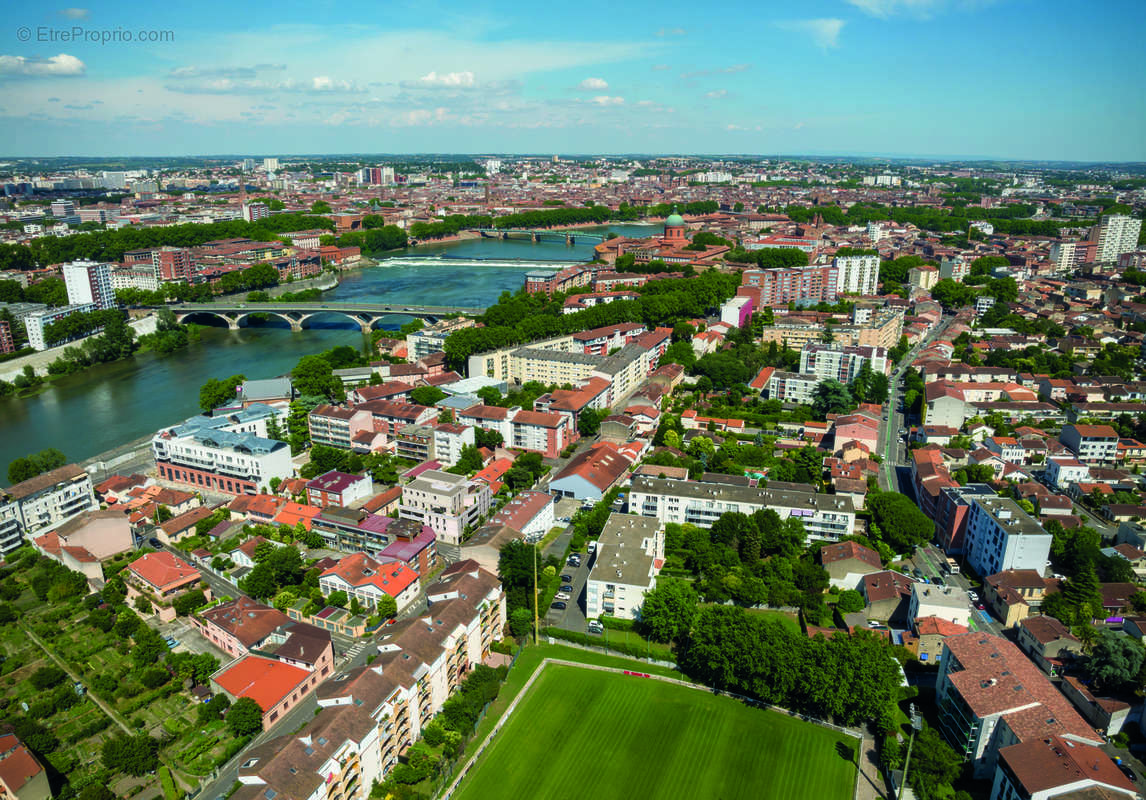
[211, 654, 312, 730]
[273, 501, 321, 531]
[509, 409, 570, 458]
[548, 441, 634, 501]
[906, 616, 969, 664]
[125, 551, 207, 621]
[0, 733, 50, 800]
[319, 553, 420, 613]
[819, 540, 882, 587]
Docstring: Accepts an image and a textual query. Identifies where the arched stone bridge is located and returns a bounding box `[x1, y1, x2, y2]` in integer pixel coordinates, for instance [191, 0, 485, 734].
[165, 301, 485, 333]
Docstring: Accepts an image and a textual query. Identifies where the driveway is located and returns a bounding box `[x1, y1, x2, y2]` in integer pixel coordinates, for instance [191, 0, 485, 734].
[547, 550, 594, 632]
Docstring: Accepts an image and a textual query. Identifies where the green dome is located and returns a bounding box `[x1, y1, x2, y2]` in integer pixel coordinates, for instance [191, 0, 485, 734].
[665, 210, 685, 227]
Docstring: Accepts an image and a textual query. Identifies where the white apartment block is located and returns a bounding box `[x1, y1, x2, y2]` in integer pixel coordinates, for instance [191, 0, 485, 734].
[432, 424, 475, 467]
[467, 333, 577, 381]
[762, 370, 819, 405]
[152, 406, 294, 496]
[1058, 424, 1118, 466]
[1095, 215, 1142, 263]
[0, 464, 97, 547]
[585, 514, 665, 620]
[799, 344, 888, 383]
[25, 302, 97, 350]
[909, 582, 972, 628]
[628, 475, 855, 542]
[963, 496, 1052, 579]
[398, 470, 491, 550]
[833, 254, 880, 296]
[63, 260, 115, 310]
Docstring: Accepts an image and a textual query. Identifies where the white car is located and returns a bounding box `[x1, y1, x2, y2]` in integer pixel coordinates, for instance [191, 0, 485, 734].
[555, 592, 571, 601]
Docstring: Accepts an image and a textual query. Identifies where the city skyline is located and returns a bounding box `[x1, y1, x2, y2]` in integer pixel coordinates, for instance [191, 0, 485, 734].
[0, 0, 1143, 161]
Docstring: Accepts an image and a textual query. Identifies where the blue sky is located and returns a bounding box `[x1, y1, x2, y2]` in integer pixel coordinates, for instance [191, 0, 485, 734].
[0, 0, 1143, 160]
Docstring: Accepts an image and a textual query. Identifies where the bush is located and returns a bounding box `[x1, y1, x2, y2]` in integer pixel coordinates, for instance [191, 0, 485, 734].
[140, 667, 170, 689]
[30, 665, 66, 690]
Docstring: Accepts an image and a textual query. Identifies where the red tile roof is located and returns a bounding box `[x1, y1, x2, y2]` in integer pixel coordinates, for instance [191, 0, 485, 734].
[998, 736, 1134, 796]
[820, 540, 881, 570]
[0, 733, 44, 794]
[128, 551, 200, 592]
[212, 655, 309, 712]
[321, 553, 418, 597]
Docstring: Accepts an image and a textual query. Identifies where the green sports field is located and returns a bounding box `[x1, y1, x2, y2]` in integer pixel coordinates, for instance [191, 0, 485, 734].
[452, 663, 858, 800]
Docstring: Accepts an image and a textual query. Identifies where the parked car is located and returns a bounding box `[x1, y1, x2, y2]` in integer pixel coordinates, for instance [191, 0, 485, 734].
[555, 592, 571, 602]
[560, 584, 574, 593]
[550, 601, 567, 610]
[587, 621, 604, 634]
[148, 538, 162, 548]
[968, 591, 979, 602]
[1119, 765, 1137, 783]
[561, 574, 573, 582]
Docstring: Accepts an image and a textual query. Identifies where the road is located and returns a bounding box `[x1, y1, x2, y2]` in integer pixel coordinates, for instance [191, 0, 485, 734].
[909, 543, 1004, 637]
[880, 316, 956, 491]
[547, 550, 593, 632]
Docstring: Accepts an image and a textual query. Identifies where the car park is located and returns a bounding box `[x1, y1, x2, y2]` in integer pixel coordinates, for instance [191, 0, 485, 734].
[550, 601, 567, 610]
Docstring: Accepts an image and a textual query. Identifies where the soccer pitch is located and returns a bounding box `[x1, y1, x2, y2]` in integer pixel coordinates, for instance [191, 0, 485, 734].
[452, 662, 859, 800]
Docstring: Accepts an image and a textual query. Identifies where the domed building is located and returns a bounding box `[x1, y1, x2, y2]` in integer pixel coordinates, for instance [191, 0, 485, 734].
[662, 208, 687, 245]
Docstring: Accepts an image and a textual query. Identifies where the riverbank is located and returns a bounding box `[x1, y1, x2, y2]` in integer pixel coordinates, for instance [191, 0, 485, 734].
[0, 314, 160, 382]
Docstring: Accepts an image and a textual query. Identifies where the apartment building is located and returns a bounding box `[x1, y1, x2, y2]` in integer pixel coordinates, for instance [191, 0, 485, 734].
[963, 496, 1052, 579]
[308, 405, 372, 449]
[511, 347, 603, 386]
[152, 410, 294, 496]
[229, 561, 504, 800]
[24, 302, 97, 350]
[456, 404, 514, 443]
[357, 400, 437, 437]
[989, 735, 1136, 800]
[936, 633, 1101, 780]
[585, 514, 665, 620]
[1058, 424, 1119, 465]
[305, 471, 373, 509]
[833, 253, 880, 296]
[319, 553, 420, 613]
[628, 475, 855, 542]
[572, 322, 646, 356]
[398, 470, 491, 553]
[62, 260, 115, 310]
[0, 464, 97, 550]
[406, 317, 476, 362]
[737, 265, 839, 308]
[485, 490, 555, 543]
[511, 410, 570, 458]
[432, 423, 475, 467]
[395, 424, 435, 462]
[466, 333, 577, 381]
[799, 344, 888, 383]
[1094, 214, 1142, 263]
[761, 370, 819, 405]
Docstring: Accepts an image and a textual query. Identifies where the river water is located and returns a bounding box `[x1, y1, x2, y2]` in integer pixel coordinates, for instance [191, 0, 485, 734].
[0, 224, 663, 478]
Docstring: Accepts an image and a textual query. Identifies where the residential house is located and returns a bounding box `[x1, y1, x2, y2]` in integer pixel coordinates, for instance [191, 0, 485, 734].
[306, 471, 373, 510]
[862, 571, 917, 625]
[319, 553, 420, 613]
[1015, 615, 1081, 675]
[125, 551, 207, 622]
[0, 733, 50, 800]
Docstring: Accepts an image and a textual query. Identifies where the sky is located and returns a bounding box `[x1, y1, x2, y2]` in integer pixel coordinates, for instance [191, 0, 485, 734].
[0, 0, 1143, 161]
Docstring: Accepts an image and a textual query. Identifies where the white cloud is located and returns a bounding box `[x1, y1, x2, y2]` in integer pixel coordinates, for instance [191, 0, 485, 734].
[775, 19, 845, 49]
[577, 77, 608, 91]
[592, 95, 624, 106]
[726, 123, 746, 131]
[723, 64, 751, 73]
[705, 89, 727, 99]
[169, 64, 285, 79]
[59, 7, 89, 19]
[0, 54, 86, 77]
[166, 75, 362, 95]
[681, 63, 753, 80]
[656, 27, 686, 36]
[406, 70, 476, 89]
[845, 0, 945, 18]
[651, 64, 671, 71]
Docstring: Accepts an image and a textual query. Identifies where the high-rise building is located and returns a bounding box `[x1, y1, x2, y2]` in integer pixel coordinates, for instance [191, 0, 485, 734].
[0, 320, 13, 354]
[62, 260, 114, 310]
[240, 158, 256, 171]
[242, 203, 269, 223]
[262, 157, 280, 172]
[50, 200, 75, 218]
[380, 166, 395, 185]
[832, 254, 880, 296]
[153, 247, 192, 282]
[1092, 214, 1142, 263]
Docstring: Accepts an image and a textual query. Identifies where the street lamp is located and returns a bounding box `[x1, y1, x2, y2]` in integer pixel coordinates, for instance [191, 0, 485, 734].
[899, 704, 923, 800]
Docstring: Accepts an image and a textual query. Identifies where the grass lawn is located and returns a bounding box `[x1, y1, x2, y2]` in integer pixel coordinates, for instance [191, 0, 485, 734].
[453, 662, 858, 800]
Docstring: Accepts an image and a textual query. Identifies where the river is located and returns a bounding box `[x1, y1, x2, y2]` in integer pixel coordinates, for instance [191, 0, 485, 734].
[0, 223, 663, 478]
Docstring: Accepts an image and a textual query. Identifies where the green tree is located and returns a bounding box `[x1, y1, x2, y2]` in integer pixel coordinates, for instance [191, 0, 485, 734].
[577, 408, 603, 438]
[868, 493, 934, 552]
[637, 578, 698, 643]
[199, 373, 245, 412]
[1086, 629, 1145, 692]
[836, 589, 865, 614]
[226, 697, 264, 737]
[101, 733, 159, 776]
[812, 380, 852, 418]
[508, 607, 532, 639]
[410, 386, 447, 406]
[291, 355, 341, 400]
[375, 594, 398, 620]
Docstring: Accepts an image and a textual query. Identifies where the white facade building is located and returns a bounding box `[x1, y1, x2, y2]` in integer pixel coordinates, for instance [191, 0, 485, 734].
[1095, 215, 1142, 263]
[799, 344, 888, 383]
[909, 582, 972, 628]
[628, 475, 855, 542]
[398, 470, 491, 551]
[431, 424, 475, 468]
[63, 260, 115, 310]
[963, 496, 1052, 579]
[0, 464, 97, 548]
[24, 302, 98, 351]
[833, 254, 880, 296]
[585, 514, 665, 620]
